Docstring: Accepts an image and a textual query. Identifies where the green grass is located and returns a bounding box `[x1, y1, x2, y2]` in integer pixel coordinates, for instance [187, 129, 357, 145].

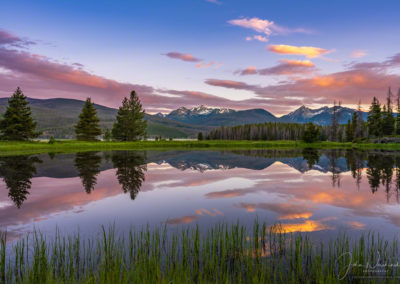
[1, 140, 400, 156]
[1, 222, 399, 283]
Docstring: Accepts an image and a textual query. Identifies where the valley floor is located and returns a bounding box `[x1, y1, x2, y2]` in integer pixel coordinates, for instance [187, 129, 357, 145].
[1, 140, 400, 156]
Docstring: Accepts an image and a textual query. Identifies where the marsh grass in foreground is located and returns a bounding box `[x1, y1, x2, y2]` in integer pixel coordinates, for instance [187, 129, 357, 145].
[1, 222, 400, 283]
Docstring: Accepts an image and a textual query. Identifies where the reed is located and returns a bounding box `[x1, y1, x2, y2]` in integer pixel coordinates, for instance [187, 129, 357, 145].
[0, 222, 399, 283]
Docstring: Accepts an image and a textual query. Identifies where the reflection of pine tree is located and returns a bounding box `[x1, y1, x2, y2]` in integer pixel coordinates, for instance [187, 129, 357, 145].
[381, 156, 394, 202]
[0, 155, 42, 208]
[326, 149, 341, 187]
[112, 151, 147, 200]
[367, 153, 382, 193]
[345, 150, 366, 189]
[366, 153, 395, 196]
[395, 157, 400, 203]
[74, 152, 102, 194]
[302, 148, 320, 169]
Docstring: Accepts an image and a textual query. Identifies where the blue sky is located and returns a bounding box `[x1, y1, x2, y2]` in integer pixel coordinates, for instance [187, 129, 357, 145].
[0, 0, 399, 114]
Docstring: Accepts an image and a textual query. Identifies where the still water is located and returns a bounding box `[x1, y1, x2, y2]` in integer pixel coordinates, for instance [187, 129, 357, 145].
[1, 149, 400, 242]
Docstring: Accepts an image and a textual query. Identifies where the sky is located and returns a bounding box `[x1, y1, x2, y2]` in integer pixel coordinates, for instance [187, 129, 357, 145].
[0, 0, 400, 115]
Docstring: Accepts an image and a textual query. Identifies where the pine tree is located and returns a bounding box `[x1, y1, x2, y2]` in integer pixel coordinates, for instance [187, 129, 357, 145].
[396, 89, 400, 135]
[74, 98, 101, 141]
[198, 132, 203, 141]
[112, 90, 147, 141]
[103, 129, 112, 141]
[382, 87, 395, 135]
[345, 119, 354, 142]
[0, 87, 40, 141]
[367, 97, 383, 137]
[302, 122, 320, 143]
[331, 100, 338, 141]
[355, 100, 364, 139]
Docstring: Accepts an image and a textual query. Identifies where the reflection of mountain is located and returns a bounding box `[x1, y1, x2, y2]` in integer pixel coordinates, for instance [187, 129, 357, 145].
[0, 150, 372, 180]
[146, 150, 351, 174]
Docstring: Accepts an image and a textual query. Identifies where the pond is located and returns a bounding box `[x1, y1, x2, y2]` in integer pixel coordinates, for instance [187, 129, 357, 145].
[1, 149, 400, 242]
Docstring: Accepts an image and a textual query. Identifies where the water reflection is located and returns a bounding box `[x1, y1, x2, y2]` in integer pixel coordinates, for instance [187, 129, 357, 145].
[1, 149, 400, 240]
[111, 151, 147, 200]
[74, 152, 102, 194]
[0, 155, 42, 208]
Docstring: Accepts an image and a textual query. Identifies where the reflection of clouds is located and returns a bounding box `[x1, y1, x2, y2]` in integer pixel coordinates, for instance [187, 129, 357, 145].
[166, 215, 198, 225]
[270, 220, 333, 233]
[167, 208, 224, 225]
[236, 202, 314, 221]
[347, 221, 366, 230]
[195, 208, 224, 216]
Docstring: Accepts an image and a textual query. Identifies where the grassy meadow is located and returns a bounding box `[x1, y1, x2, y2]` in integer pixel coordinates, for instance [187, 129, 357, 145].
[1, 140, 400, 156]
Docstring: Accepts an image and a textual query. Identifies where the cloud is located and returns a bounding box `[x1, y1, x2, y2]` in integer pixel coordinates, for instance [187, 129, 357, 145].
[196, 61, 222, 69]
[205, 79, 255, 90]
[268, 44, 334, 58]
[351, 50, 367, 58]
[245, 35, 268, 42]
[228, 17, 312, 42]
[0, 29, 35, 48]
[237, 59, 316, 76]
[239, 66, 257, 75]
[229, 17, 275, 35]
[206, 0, 222, 5]
[205, 52, 400, 113]
[163, 52, 201, 62]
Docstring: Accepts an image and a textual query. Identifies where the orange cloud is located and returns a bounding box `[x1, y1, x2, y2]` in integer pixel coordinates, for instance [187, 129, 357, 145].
[268, 44, 334, 58]
[280, 59, 314, 67]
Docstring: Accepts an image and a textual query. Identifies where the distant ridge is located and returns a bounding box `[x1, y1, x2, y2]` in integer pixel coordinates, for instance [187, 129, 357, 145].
[0, 97, 369, 138]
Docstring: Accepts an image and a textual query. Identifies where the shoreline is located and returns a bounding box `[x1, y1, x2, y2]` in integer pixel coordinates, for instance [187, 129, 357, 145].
[1, 140, 400, 156]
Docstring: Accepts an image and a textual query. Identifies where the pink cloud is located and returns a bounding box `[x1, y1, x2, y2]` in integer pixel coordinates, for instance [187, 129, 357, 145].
[163, 51, 201, 62]
[206, 53, 400, 111]
[228, 17, 312, 42]
[350, 50, 367, 58]
[237, 59, 316, 76]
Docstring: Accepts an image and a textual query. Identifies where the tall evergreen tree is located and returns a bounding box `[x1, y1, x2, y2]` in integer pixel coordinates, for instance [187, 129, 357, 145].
[396, 89, 400, 135]
[355, 100, 364, 139]
[331, 100, 338, 141]
[345, 119, 354, 142]
[302, 122, 320, 143]
[382, 87, 395, 135]
[74, 98, 101, 141]
[367, 97, 383, 137]
[112, 90, 147, 141]
[0, 87, 40, 141]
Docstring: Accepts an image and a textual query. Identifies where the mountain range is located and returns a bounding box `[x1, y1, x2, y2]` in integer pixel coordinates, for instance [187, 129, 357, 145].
[0, 97, 368, 138]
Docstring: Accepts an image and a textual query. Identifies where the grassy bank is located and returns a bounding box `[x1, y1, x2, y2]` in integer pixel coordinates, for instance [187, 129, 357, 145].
[1, 140, 400, 156]
[1, 222, 399, 283]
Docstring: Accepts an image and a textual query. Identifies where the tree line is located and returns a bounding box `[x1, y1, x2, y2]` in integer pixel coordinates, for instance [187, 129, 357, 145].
[206, 87, 400, 143]
[0, 87, 147, 141]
